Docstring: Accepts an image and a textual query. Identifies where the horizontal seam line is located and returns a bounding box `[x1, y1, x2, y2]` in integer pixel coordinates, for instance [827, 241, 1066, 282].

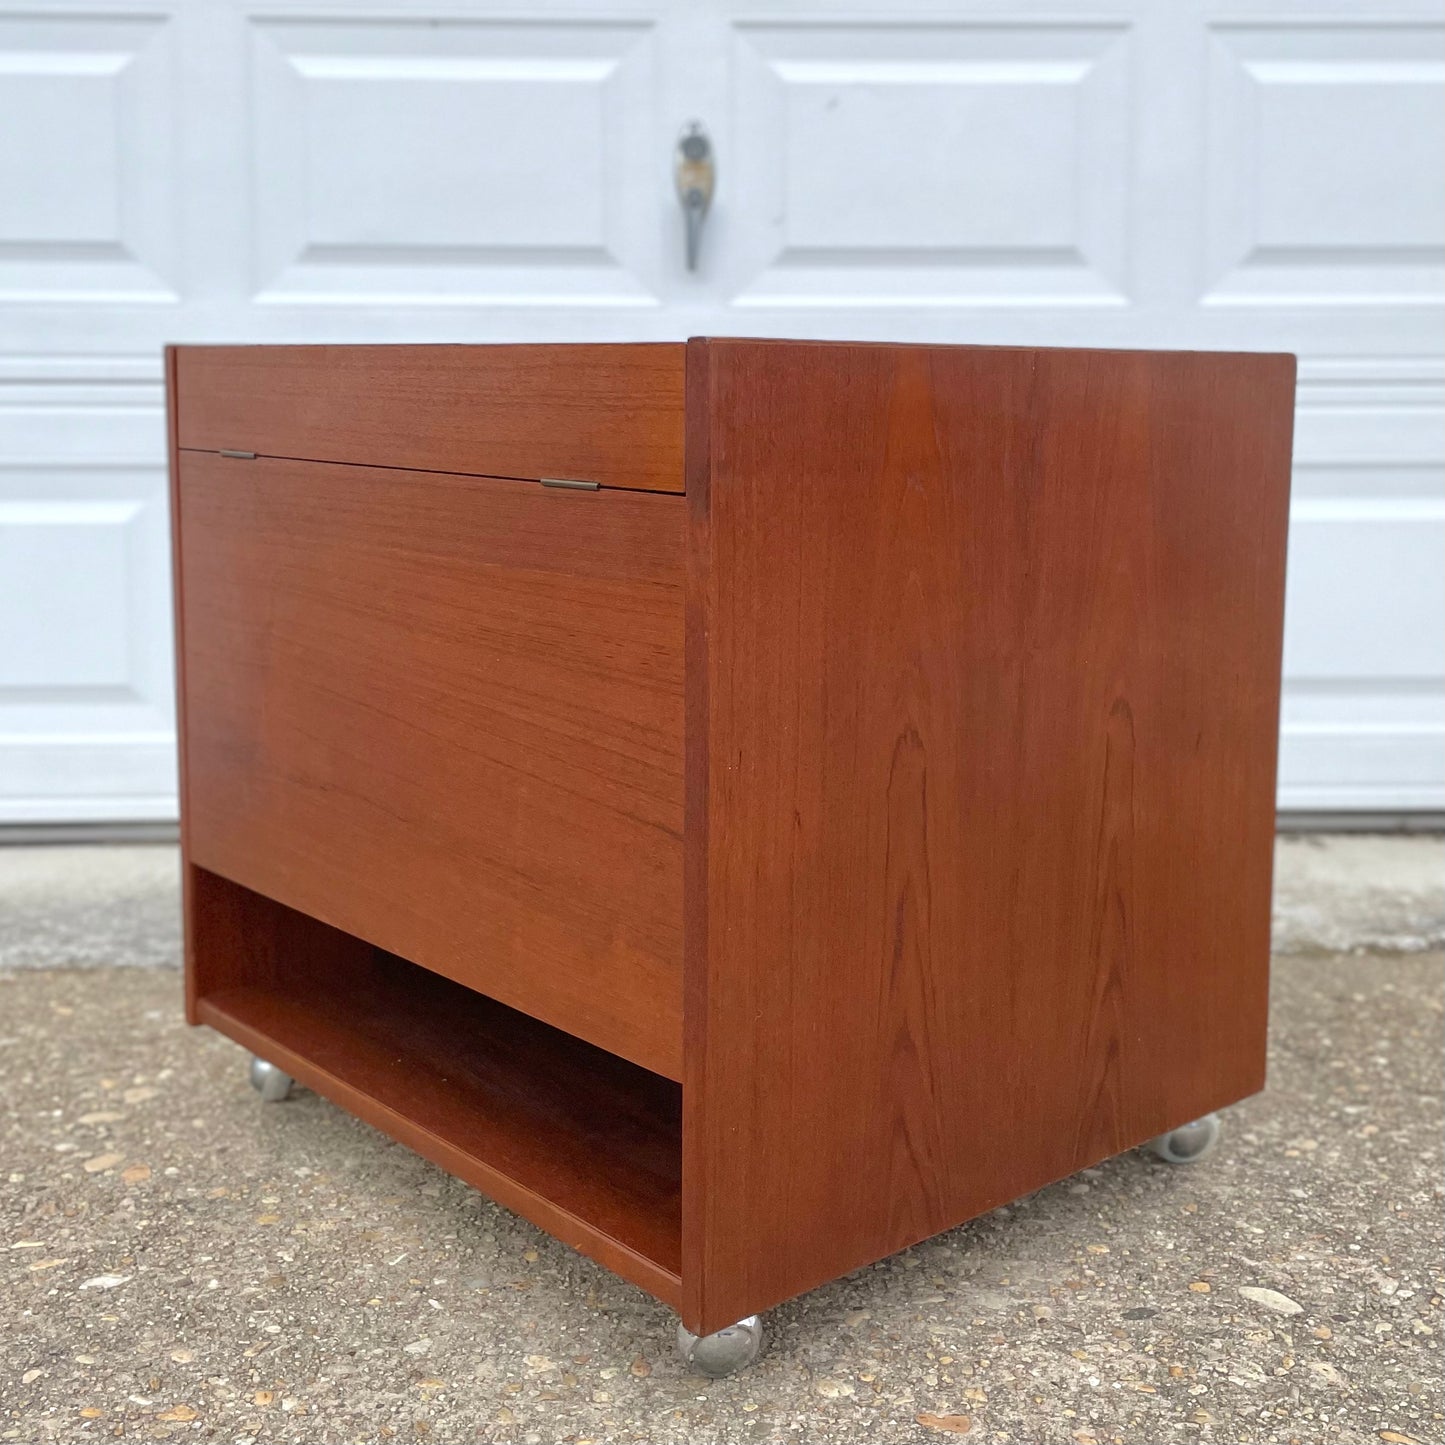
[175, 446, 683, 497]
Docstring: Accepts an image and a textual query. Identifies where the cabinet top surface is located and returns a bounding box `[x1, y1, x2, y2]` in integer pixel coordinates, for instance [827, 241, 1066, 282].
[168, 340, 1294, 499]
[170, 338, 1294, 361]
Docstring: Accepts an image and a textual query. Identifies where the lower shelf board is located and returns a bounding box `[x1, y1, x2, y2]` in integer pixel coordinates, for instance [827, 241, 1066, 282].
[196, 950, 683, 1308]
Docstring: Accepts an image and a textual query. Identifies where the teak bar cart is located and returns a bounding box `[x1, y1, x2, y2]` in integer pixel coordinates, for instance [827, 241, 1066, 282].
[166, 339, 1296, 1374]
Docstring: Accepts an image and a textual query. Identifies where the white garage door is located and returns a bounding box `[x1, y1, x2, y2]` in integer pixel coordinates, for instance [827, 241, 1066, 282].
[2, 0, 1441, 822]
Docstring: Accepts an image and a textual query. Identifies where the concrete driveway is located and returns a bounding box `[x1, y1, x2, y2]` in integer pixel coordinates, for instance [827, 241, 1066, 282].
[1, 844, 1441, 1444]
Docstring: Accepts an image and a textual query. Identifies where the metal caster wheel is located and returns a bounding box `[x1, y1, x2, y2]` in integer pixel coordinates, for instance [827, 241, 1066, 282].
[1148, 1112, 1221, 1165]
[676, 1315, 765, 1377]
[248, 1055, 294, 1103]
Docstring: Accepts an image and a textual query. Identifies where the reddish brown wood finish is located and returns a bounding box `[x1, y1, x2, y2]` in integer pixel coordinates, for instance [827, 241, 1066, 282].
[190, 867, 682, 1302]
[176, 450, 685, 1079]
[165, 345, 198, 1022]
[173, 344, 685, 493]
[169, 339, 1295, 1339]
[682, 339, 1295, 1332]
[186, 857, 376, 1003]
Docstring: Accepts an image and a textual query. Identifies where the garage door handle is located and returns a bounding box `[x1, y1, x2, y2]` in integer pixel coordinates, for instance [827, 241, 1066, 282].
[674, 121, 715, 272]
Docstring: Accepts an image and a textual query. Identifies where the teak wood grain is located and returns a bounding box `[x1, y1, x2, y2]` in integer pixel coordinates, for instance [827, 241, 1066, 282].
[187, 866, 682, 1302]
[168, 338, 1295, 1340]
[173, 344, 685, 493]
[176, 449, 686, 1079]
[165, 346, 198, 1022]
[682, 339, 1295, 1332]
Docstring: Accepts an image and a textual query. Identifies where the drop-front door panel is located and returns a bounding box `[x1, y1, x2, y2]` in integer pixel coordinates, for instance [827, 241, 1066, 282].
[175, 450, 686, 1079]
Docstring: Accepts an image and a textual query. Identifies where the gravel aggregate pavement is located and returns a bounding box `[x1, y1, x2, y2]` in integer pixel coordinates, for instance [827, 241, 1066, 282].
[2, 953, 1441, 1444]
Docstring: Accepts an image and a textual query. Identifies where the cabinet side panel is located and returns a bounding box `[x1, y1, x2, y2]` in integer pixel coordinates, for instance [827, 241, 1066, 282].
[165, 346, 201, 1023]
[685, 340, 1295, 1333]
[681, 338, 714, 1327]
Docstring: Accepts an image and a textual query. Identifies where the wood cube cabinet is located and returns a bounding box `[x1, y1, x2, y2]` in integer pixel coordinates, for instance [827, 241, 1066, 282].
[166, 339, 1295, 1371]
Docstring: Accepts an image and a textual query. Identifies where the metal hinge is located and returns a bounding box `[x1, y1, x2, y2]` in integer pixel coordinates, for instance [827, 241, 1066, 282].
[538, 476, 600, 492]
[218, 448, 256, 460]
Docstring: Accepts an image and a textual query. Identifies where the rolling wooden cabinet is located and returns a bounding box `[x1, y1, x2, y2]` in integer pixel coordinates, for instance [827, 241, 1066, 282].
[166, 339, 1295, 1368]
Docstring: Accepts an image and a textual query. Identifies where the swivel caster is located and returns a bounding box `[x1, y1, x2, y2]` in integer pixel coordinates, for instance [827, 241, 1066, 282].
[1147, 1112, 1221, 1165]
[676, 1314, 765, 1377]
[248, 1054, 294, 1103]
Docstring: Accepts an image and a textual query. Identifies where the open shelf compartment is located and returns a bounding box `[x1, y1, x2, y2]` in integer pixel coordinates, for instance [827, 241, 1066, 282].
[188, 865, 683, 1306]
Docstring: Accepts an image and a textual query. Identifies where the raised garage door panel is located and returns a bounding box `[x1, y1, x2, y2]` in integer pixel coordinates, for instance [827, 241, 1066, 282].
[2, 2, 1442, 820]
